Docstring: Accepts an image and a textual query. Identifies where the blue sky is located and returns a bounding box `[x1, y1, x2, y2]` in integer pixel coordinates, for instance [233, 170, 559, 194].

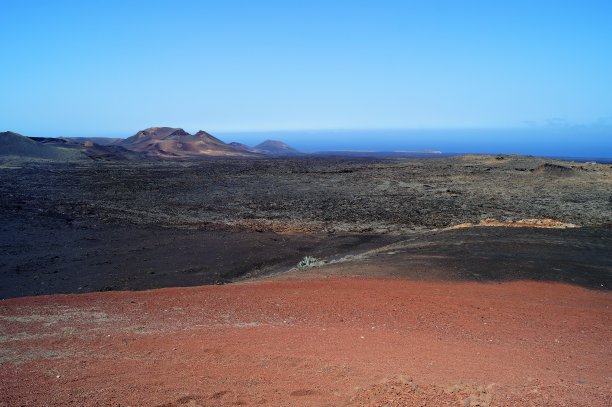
[0, 1, 611, 153]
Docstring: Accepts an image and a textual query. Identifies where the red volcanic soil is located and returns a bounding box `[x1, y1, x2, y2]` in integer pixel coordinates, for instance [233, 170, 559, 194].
[1, 278, 610, 406]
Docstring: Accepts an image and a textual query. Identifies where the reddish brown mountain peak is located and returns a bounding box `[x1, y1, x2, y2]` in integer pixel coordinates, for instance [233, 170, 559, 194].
[194, 131, 227, 146]
[194, 130, 223, 142]
[118, 127, 257, 158]
[194, 130, 212, 137]
[133, 127, 190, 140]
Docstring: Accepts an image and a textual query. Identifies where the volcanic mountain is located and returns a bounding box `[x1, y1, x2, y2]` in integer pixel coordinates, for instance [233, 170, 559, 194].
[254, 139, 300, 156]
[2, 128, 300, 160]
[119, 127, 259, 158]
[0, 131, 83, 161]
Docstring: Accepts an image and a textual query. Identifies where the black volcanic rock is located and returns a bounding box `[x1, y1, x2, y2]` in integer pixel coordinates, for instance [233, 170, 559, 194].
[254, 140, 299, 155]
[533, 163, 574, 176]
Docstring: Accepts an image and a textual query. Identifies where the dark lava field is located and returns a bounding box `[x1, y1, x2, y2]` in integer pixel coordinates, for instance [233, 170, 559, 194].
[1, 155, 611, 297]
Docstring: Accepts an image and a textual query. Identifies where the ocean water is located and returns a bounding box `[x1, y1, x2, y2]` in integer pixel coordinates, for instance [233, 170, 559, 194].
[217, 128, 612, 160]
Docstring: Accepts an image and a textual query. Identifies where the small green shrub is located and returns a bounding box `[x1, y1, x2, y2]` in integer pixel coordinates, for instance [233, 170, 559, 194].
[297, 256, 323, 269]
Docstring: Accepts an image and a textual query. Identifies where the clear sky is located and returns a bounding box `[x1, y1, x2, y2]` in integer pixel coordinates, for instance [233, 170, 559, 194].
[1, 1, 611, 148]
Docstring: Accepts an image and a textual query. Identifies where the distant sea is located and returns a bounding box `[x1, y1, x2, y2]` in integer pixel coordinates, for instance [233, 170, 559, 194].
[217, 128, 612, 161]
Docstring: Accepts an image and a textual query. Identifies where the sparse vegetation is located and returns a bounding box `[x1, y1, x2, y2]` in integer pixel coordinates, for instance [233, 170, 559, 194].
[297, 256, 323, 269]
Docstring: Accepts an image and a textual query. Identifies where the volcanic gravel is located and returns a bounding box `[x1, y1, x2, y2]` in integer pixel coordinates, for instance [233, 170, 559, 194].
[1, 155, 610, 234]
[1, 278, 610, 406]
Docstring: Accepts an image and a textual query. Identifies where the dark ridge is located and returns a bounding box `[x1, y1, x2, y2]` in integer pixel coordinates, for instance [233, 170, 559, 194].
[532, 163, 574, 176]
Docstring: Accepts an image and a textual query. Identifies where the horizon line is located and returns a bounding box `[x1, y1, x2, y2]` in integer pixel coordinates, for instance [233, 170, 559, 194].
[6, 123, 611, 139]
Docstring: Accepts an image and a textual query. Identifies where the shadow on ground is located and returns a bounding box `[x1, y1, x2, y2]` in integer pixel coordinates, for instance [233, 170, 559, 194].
[281, 226, 612, 291]
[0, 215, 396, 299]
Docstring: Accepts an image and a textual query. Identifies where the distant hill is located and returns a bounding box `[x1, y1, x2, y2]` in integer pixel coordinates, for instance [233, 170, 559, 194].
[254, 140, 300, 156]
[32, 137, 146, 161]
[0, 131, 83, 161]
[66, 137, 123, 146]
[228, 142, 258, 153]
[119, 127, 260, 158]
[2, 129, 301, 161]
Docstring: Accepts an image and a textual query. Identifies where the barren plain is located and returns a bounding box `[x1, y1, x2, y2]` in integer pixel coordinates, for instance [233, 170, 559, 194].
[1, 154, 611, 406]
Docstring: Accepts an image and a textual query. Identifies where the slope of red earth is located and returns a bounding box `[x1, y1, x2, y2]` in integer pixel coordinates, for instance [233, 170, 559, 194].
[1, 278, 610, 406]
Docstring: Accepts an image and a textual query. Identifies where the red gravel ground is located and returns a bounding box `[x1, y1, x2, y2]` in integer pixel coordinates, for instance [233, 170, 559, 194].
[1, 278, 610, 406]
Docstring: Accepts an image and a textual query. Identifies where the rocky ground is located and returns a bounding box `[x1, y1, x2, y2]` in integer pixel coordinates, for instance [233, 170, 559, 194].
[0, 154, 611, 405]
[1, 155, 610, 297]
[1, 278, 610, 406]
[0, 215, 393, 298]
[1, 155, 610, 235]
[262, 226, 612, 290]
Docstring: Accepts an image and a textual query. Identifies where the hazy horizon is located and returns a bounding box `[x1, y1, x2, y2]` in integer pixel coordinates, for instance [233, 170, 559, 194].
[8, 125, 610, 159]
[223, 127, 612, 158]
